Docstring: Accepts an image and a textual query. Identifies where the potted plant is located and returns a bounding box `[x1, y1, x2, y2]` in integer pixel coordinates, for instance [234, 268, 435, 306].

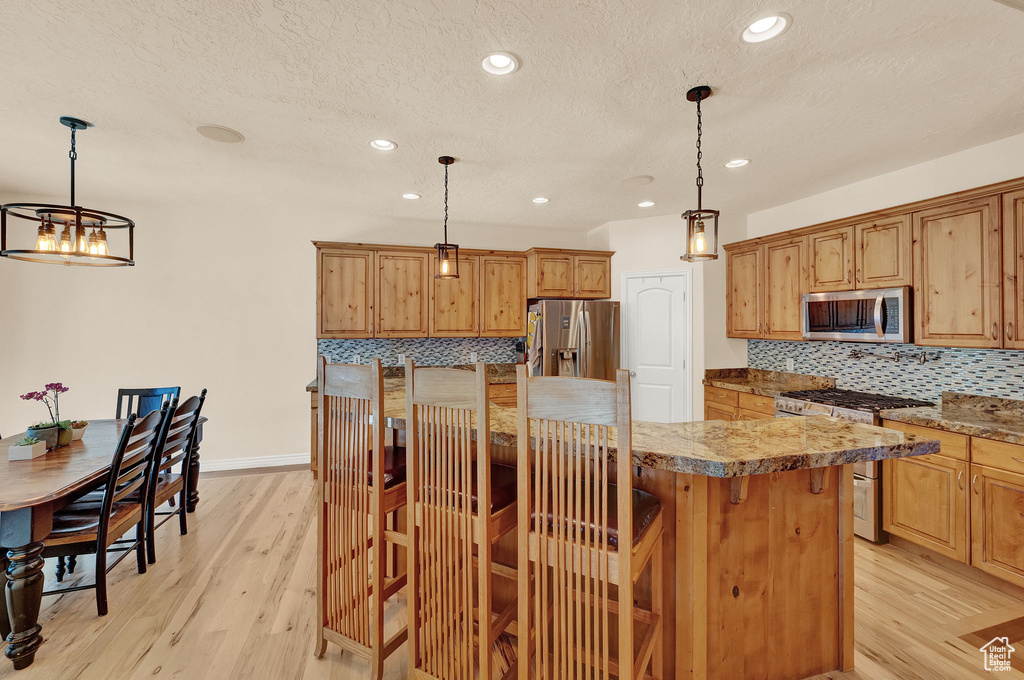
[71, 420, 90, 441]
[25, 422, 59, 449]
[19, 382, 71, 448]
[8, 436, 47, 461]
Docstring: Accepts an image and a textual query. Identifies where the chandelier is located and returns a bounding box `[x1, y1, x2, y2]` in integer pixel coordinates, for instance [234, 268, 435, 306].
[680, 86, 720, 262]
[1, 117, 135, 267]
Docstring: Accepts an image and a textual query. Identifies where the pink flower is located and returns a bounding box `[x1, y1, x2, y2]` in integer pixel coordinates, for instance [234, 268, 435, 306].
[44, 383, 65, 392]
[33, 393, 45, 401]
[19, 392, 38, 400]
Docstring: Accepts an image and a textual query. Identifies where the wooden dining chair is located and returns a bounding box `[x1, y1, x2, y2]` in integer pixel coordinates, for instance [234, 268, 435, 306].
[145, 389, 207, 564]
[405, 360, 518, 680]
[313, 357, 408, 679]
[42, 404, 168, 616]
[115, 386, 180, 419]
[515, 365, 665, 680]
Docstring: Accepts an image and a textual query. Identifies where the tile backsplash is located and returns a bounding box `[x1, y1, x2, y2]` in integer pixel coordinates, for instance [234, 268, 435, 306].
[317, 337, 521, 366]
[748, 340, 1024, 402]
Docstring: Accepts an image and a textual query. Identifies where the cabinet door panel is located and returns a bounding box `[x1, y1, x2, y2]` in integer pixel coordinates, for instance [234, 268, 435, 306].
[533, 253, 574, 297]
[763, 238, 805, 340]
[318, 249, 374, 338]
[856, 215, 911, 288]
[376, 251, 430, 337]
[1004, 189, 1024, 349]
[429, 255, 478, 337]
[574, 255, 611, 298]
[704, 403, 737, 421]
[480, 256, 527, 337]
[726, 246, 762, 338]
[883, 454, 969, 563]
[972, 465, 1024, 588]
[808, 226, 855, 292]
[913, 196, 1002, 348]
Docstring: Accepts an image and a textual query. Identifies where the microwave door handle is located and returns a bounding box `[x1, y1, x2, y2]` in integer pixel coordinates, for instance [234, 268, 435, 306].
[874, 295, 885, 338]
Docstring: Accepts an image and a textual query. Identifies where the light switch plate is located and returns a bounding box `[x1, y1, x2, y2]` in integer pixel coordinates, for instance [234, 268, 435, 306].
[397, 353, 405, 365]
[786, 358, 795, 372]
[470, 351, 479, 363]
[353, 354, 361, 364]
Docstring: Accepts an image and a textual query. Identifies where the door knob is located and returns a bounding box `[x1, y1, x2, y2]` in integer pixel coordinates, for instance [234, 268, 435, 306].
[630, 371, 637, 378]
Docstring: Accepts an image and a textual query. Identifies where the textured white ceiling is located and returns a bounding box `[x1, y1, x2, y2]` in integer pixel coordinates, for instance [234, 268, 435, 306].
[1, 0, 1023, 233]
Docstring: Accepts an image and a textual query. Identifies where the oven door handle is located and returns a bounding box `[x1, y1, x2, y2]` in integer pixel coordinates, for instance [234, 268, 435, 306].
[874, 294, 885, 338]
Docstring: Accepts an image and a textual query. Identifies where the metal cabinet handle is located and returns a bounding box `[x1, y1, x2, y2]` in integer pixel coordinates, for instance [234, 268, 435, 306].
[1012, 457, 1024, 465]
[846, 270, 852, 284]
[1009, 322, 1015, 340]
[992, 323, 998, 341]
[856, 268, 862, 283]
[957, 470, 964, 490]
[972, 474, 979, 494]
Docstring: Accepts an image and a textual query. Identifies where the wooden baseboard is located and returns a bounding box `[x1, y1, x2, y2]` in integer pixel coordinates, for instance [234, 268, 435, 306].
[199, 453, 310, 473]
[888, 535, 1024, 600]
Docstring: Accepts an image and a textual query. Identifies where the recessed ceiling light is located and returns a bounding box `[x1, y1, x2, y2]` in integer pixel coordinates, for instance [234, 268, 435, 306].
[638, 201, 656, 208]
[369, 139, 397, 151]
[196, 124, 245, 143]
[741, 14, 791, 43]
[532, 197, 549, 204]
[725, 159, 750, 168]
[482, 52, 520, 75]
[402, 193, 421, 200]
[620, 175, 654, 187]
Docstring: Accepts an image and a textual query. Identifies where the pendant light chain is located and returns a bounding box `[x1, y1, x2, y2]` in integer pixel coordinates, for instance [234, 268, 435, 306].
[695, 90, 703, 211]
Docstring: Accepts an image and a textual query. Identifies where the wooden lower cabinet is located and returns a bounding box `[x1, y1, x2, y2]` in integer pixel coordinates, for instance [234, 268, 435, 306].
[487, 382, 517, 407]
[704, 387, 776, 421]
[883, 453, 969, 563]
[705, 403, 737, 421]
[971, 464, 1024, 588]
[309, 389, 318, 478]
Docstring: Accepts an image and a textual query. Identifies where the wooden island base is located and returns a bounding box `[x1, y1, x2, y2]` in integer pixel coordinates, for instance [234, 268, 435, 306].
[634, 464, 854, 680]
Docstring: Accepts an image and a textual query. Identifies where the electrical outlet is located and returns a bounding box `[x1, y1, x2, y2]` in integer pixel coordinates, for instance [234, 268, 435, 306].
[353, 354, 361, 364]
[397, 353, 405, 365]
[470, 351, 479, 363]
[786, 358, 795, 372]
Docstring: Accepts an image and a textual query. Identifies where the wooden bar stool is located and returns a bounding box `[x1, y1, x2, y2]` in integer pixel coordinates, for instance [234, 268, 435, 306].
[405, 360, 518, 680]
[515, 365, 665, 680]
[313, 357, 408, 679]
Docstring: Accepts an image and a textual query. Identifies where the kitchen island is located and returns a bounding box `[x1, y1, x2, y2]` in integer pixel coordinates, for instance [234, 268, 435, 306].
[311, 377, 940, 679]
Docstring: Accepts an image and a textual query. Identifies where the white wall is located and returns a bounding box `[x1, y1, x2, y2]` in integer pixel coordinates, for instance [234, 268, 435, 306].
[0, 192, 583, 462]
[588, 214, 747, 420]
[748, 131, 1024, 237]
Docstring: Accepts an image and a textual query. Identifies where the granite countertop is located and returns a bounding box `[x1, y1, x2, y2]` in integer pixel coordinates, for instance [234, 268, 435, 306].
[307, 363, 518, 392]
[880, 392, 1024, 446]
[702, 368, 835, 398]
[376, 385, 938, 478]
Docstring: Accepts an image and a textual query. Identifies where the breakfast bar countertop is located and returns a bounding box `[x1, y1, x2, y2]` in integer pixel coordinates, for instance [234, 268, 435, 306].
[702, 367, 836, 398]
[377, 384, 939, 477]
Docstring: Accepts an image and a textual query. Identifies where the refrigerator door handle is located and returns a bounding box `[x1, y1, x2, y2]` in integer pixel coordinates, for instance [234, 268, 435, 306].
[577, 309, 587, 377]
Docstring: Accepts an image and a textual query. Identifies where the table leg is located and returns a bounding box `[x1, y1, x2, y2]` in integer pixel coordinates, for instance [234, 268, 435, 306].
[5, 543, 44, 669]
[186, 438, 201, 513]
[0, 555, 9, 643]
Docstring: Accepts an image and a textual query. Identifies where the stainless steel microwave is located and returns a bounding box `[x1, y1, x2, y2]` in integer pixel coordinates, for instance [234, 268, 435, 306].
[802, 287, 911, 343]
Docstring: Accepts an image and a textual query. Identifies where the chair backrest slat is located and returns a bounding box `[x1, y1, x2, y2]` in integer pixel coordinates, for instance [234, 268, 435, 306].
[116, 386, 180, 419]
[147, 391, 207, 508]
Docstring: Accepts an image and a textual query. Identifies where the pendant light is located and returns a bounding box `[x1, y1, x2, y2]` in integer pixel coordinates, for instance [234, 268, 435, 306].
[1, 116, 135, 266]
[435, 155, 459, 279]
[680, 86, 720, 262]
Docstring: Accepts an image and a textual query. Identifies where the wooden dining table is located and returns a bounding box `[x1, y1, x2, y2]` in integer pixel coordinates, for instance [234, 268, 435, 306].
[0, 418, 204, 670]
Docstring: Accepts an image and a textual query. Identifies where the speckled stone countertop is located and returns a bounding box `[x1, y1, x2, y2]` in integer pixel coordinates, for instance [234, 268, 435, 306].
[702, 368, 836, 397]
[880, 392, 1024, 446]
[375, 385, 939, 477]
[307, 363, 517, 392]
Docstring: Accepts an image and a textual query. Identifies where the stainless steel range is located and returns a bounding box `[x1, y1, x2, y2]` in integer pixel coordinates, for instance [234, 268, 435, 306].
[775, 388, 933, 543]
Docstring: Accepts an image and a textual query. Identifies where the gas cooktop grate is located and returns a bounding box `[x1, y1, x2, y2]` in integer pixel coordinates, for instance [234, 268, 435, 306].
[778, 388, 933, 411]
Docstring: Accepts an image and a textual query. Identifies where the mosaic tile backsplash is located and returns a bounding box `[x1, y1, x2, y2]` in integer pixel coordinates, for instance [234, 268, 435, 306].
[748, 340, 1024, 402]
[317, 337, 521, 366]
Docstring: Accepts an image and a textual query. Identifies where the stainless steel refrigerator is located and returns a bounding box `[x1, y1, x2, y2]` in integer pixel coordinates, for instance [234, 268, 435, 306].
[526, 300, 620, 380]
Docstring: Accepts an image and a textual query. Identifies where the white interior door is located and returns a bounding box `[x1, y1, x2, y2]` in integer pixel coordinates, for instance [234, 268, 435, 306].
[623, 271, 691, 423]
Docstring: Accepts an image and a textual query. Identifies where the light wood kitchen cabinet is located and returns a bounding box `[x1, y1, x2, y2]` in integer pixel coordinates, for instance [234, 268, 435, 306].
[971, 461, 1024, 589]
[1003, 188, 1024, 350]
[429, 254, 478, 337]
[883, 452, 970, 563]
[855, 214, 912, 288]
[738, 392, 776, 416]
[705, 402, 738, 421]
[317, 248, 375, 338]
[376, 250, 430, 337]
[726, 244, 763, 339]
[913, 196, 1002, 348]
[808, 226, 856, 292]
[526, 248, 612, 299]
[763, 237, 807, 340]
[479, 255, 528, 337]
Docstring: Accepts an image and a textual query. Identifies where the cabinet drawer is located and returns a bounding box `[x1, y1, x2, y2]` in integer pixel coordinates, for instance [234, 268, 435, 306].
[880, 420, 969, 461]
[488, 382, 518, 406]
[705, 387, 739, 407]
[736, 408, 773, 421]
[738, 392, 775, 415]
[971, 437, 1024, 475]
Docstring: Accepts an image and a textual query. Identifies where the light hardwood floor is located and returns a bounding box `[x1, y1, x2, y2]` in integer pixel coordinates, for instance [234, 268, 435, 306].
[2, 469, 1022, 680]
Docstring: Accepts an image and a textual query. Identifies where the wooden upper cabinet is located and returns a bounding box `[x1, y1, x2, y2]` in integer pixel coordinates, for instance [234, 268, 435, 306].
[429, 255, 478, 337]
[376, 250, 430, 338]
[480, 255, 528, 337]
[726, 245, 763, 339]
[856, 214, 912, 288]
[808, 226, 855, 292]
[883, 452, 970, 563]
[574, 254, 611, 298]
[913, 196, 1002, 348]
[318, 248, 374, 338]
[1003, 189, 1024, 349]
[526, 249, 612, 298]
[763, 238, 806, 340]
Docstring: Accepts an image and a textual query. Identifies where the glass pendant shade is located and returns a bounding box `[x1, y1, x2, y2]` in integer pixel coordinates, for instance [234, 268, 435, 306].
[435, 242, 459, 279]
[681, 209, 720, 262]
[59, 225, 72, 254]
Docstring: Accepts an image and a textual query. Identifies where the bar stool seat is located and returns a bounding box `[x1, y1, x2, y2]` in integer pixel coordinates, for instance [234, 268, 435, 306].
[531, 483, 661, 550]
